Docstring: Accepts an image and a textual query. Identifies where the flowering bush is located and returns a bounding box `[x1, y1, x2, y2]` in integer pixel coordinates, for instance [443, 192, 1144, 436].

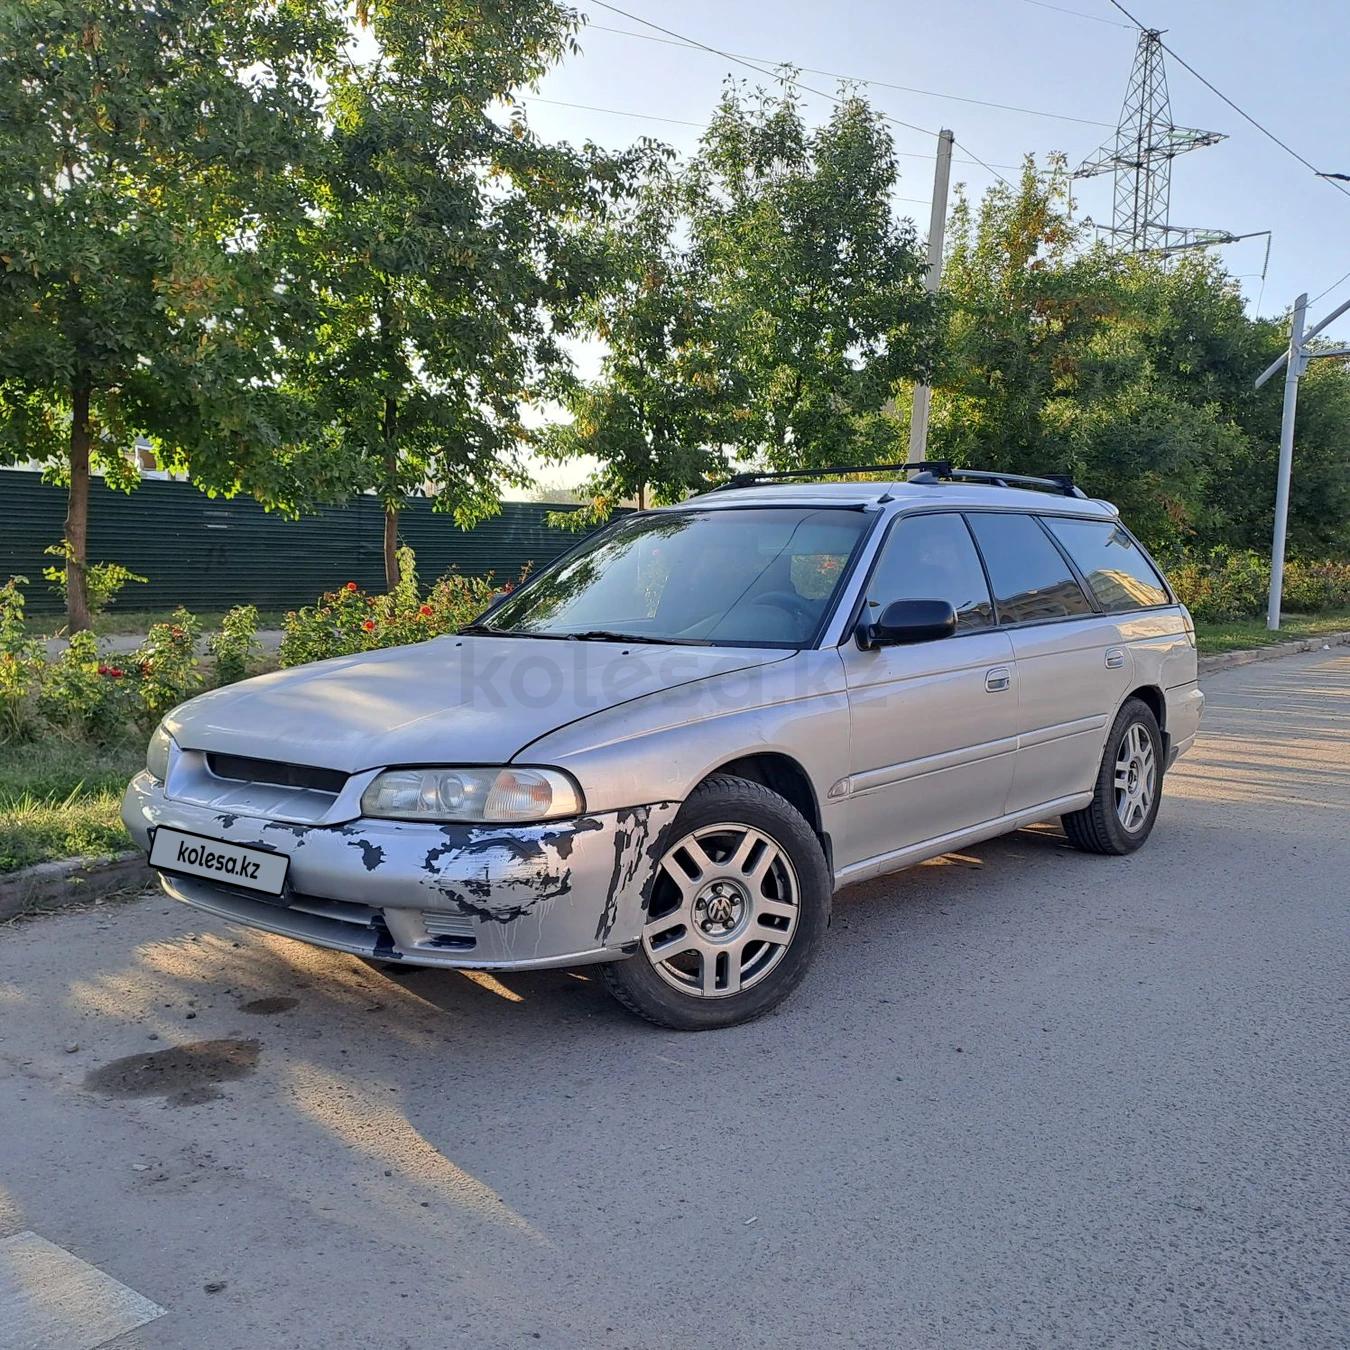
[208, 605, 261, 685]
[133, 609, 204, 721]
[36, 631, 139, 744]
[278, 547, 513, 668]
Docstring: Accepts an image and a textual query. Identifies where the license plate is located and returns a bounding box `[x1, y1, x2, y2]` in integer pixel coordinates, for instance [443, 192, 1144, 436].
[150, 828, 289, 897]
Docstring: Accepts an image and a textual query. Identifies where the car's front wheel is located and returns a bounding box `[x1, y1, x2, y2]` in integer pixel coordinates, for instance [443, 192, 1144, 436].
[601, 775, 830, 1030]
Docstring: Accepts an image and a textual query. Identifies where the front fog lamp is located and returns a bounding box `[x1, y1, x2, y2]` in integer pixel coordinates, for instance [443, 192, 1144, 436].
[360, 767, 583, 823]
[146, 723, 174, 782]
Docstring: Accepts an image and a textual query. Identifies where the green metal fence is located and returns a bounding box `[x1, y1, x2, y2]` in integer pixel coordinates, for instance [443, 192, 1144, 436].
[0, 471, 594, 614]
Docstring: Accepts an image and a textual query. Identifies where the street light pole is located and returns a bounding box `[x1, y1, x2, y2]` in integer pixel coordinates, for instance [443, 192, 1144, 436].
[1266, 293, 1306, 631]
[908, 128, 954, 462]
[1254, 291, 1350, 630]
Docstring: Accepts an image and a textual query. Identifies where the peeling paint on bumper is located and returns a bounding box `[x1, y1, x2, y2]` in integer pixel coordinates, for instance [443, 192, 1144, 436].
[122, 773, 679, 970]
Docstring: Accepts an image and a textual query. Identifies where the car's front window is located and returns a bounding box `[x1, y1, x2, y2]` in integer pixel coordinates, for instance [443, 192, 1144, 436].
[479, 507, 870, 647]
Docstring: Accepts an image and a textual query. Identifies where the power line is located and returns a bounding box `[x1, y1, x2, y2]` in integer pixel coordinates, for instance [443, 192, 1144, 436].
[1018, 0, 1133, 27]
[1104, 0, 1350, 202]
[584, 0, 1015, 186]
[1309, 265, 1350, 309]
[520, 96, 1022, 172]
[585, 22, 1115, 129]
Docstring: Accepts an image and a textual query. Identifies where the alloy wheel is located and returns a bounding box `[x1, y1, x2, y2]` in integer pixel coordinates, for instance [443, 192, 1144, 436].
[1114, 721, 1157, 833]
[642, 822, 800, 998]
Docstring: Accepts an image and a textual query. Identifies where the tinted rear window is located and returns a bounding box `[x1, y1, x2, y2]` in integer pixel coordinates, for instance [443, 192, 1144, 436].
[965, 513, 1093, 624]
[1042, 517, 1170, 612]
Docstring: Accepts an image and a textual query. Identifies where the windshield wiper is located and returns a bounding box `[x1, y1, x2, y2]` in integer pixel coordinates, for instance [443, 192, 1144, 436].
[458, 623, 529, 637]
[566, 630, 712, 646]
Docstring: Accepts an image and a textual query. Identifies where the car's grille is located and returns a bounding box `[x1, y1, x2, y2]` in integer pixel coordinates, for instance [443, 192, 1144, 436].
[206, 753, 348, 796]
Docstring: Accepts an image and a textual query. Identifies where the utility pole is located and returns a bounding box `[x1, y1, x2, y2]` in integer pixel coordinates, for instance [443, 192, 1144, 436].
[1254, 291, 1350, 629]
[908, 127, 954, 462]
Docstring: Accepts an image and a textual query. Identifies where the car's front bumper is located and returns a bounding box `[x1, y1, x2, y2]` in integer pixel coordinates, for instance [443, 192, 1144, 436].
[122, 772, 679, 970]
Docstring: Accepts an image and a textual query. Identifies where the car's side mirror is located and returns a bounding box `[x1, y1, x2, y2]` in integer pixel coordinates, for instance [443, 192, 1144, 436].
[481, 588, 513, 614]
[857, 598, 958, 649]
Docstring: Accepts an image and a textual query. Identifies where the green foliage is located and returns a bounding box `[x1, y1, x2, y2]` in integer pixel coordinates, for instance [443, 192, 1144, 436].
[35, 630, 138, 744]
[278, 547, 507, 667]
[932, 158, 1350, 558]
[208, 605, 262, 686]
[0, 577, 44, 741]
[540, 153, 734, 522]
[292, 0, 636, 563]
[42, 542, 145, 618]
[133, 609, 204, 722]
[689, 85, 931, 470]
[1168, 549, 1350, 623]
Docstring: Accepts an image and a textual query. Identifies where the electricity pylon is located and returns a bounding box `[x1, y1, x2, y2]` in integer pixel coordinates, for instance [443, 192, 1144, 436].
[1075, 28, 1233, 255]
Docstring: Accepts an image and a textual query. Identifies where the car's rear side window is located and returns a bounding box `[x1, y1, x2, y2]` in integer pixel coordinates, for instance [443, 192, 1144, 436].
[1042, 517, 1170, 612]
[866, 512, 994, 630]
[965, 512, 1093, 625]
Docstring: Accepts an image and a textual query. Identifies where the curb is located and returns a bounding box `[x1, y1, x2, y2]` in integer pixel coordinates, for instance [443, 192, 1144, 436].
[1197, 627, 1350, 677]
[0, 851, 153, 922]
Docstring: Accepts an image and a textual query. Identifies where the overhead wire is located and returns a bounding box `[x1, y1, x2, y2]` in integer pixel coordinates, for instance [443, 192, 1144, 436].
[583, 0, 1016, 186]
[584, 22, 1116, 129]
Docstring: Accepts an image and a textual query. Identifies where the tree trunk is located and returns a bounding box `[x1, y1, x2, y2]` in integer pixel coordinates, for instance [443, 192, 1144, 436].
[65, 375, 93, 633]
[382, 396, 399, 591]
[637, 482, 647, 510]
[383, 503, 399, 592]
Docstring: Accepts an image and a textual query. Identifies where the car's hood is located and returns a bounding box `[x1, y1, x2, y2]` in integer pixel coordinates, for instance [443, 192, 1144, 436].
[167, 635, 791, 773]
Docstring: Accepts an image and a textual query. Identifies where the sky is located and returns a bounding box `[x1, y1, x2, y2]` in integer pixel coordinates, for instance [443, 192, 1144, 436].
[519, 0, 1350, 328]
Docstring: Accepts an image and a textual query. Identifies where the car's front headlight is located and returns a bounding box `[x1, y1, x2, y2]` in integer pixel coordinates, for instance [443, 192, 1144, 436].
[146, 723, 174, 782]
[360, 766, 584, 824]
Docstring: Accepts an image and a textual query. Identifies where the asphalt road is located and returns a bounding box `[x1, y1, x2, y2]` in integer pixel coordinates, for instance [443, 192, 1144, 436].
[1, 649, 1346, 1350]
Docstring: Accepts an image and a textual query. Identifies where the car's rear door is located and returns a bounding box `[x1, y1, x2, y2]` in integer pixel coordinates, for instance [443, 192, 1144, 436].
[964, 511, 1129, 813]
[837, 511, 1017, 869]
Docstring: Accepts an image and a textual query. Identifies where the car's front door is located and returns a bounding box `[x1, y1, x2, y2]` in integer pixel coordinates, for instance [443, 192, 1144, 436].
[837, 511, 1018, 871]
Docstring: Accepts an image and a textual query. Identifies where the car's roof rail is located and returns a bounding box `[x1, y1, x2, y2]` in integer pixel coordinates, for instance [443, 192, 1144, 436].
[709, 461, 952, 493]
[708, 460, 1086, 500]
[908, 465, 1087, 499]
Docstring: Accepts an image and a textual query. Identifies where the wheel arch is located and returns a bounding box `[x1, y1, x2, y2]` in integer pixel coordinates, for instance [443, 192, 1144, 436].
[1124, 683, 1166, 733]
[700, 752, 832, 874]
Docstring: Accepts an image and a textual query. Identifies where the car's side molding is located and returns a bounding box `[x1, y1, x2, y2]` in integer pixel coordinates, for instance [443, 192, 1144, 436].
[832, 790, 1095, 889]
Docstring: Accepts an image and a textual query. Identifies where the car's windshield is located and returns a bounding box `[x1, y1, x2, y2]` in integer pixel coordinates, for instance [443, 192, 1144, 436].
[479, 507, 870, 647]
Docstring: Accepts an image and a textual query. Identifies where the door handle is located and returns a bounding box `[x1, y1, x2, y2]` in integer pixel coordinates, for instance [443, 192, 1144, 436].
[1105, 647, 1126, 669]
[985, 666, 1011, 693]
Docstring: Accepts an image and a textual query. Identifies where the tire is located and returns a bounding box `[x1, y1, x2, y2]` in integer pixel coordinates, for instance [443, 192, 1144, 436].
[601, 774, 831, 1031]
[1062, 697, 1164, 856]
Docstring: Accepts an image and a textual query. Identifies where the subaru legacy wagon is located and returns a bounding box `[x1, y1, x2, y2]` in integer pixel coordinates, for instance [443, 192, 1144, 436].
[124, 464, 1203, 1029]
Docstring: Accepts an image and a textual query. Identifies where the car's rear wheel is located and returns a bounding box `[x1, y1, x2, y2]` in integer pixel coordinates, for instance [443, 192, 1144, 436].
[1063, 697, 1164, 855]
[601, 775, 830, 1030]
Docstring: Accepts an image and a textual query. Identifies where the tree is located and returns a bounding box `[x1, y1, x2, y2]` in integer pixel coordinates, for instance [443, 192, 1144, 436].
[538, 155, 737, 525]
[299, 0, 630, 588]
[688, 82, 932, 469]
[0, 0, 349, 629]
[933, 160, 1271, 554]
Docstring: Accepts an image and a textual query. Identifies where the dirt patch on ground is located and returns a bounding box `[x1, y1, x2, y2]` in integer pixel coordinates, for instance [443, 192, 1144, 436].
[84, 1039, 260, 1104]
[239, 996, 298, 1015]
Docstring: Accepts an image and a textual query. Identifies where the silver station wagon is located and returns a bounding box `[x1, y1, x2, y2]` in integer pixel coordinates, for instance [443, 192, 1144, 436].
[124, 463, 1204, 1029]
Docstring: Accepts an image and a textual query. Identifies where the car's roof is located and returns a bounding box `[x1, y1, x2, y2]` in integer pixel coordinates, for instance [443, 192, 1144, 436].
[655, 479, 1119, 517]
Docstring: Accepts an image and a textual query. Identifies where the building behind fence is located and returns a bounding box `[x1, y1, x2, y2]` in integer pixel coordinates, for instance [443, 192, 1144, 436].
[0, 471, 594, 614]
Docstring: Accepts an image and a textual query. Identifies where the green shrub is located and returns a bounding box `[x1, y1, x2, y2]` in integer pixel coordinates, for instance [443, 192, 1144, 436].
[133, 608, 203, 722]
[1167, 548, 1350, 623]
[36, 631, 139, 744]
[208, 605, 261, 685]
[0, 577, 46, 742]
[278, 547, 508, 668]
[42, 541, 147, 619]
